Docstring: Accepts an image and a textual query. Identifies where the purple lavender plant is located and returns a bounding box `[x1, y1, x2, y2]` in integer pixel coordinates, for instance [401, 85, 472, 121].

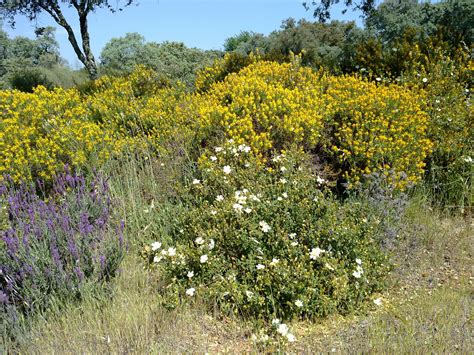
[0, 169, 125, 331]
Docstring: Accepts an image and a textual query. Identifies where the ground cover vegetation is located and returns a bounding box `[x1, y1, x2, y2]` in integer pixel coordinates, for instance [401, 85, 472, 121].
[1, 0, 472, 352]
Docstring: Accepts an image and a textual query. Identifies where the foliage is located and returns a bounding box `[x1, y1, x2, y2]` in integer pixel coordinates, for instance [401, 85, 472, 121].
[100, 33, 221, 88]
[0, 86, 123, 183]
[8, 67, 54, 92]
[0, 170, 125, 336]
[142, 144, 390, 337]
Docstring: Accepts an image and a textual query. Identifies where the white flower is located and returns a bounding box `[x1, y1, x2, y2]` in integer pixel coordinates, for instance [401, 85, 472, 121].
[210, 156, 217, 161]
[195, 237, 205, 245]
[272, 318, 281, 325]
[463, 156, 473, 163]
[280, 166, 287, 172]
[256, 264, 265, 270]
[223, 165, 232, 174]
[233, 203, 243, 212]
[215, 147, 223, 153]
[373, 298, 383, 306]
[295, 299, 303, 308]
[167, 247, 176, 257]
[223, 291, 230, 296]
[186, 287, 195, 296]
[208, 239, 215, 250]
[286, 333, 296, 342]
[211, 210, 217, 215]
[325, 263, 334, 271]
[422, 77, 428, 83]
[259, 221, 271, 233]
[316, 176, 326, 184]
[246, 290, 254, 299]
[187, 271, 194, 278]
[279, 178, 287, 184]
[200, 254, 208, 263]
[277, 197, 283, 201]
[250, 194, 261, 202]
[153, 255, 162, 263]
[244, 207, 252, 214]
[282, 192, 288, 199]
[277, 323, 289, 336]
[353, 265, 363, 278]
[151, 241, 162, 251]
[272, 155, 281, 162]
[216, 195, 224, 202]
[289, 233, 296, 239]
[291, 241, 299, 246]
[310, 247, 325, 260]
[261, 334, 269, 342]
[270, 258, 279, 266]
[356, 258, 362, 265]
[376, 77, 382, 81]
[192, 179, 201, 185]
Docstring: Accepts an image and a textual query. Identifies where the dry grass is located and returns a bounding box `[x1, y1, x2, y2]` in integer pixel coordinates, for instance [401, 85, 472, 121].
[13, 209, 472, 354]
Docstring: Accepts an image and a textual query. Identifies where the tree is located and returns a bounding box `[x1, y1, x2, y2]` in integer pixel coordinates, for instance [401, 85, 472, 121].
[303, 0, 376, 22]
[0, 1, 135, 79]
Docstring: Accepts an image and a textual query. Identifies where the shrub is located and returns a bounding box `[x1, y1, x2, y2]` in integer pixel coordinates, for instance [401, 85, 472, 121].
[8, 67, 54, 93]
[0, 170, 125, 335]
[0, 86, 122, 183]
[142, 142, 390, 340]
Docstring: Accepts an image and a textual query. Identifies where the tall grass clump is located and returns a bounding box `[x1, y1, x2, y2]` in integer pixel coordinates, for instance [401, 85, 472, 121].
[0, 169, 125, 340]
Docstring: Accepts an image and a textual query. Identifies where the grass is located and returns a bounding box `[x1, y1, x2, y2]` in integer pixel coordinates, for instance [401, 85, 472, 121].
[3, 154, 472, 353]
[7, 193, 472, 353]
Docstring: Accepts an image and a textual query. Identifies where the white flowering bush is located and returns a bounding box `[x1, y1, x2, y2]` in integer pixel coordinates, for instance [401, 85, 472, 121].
[143, 141, 389, 337]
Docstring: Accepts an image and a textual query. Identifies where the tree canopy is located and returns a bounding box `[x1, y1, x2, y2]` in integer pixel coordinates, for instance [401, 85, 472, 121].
[0, 1, 136, 79]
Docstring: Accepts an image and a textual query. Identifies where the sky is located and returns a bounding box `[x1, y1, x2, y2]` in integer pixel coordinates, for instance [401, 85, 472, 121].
[3, 0, 362, 69]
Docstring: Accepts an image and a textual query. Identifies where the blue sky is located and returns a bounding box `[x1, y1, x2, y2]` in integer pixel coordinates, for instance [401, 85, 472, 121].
[3, 0, 362, 68]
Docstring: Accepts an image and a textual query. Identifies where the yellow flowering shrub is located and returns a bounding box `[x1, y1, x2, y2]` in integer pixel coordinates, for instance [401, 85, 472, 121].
[1, 60, 434, 189]
[0, 86, 120, 182]
[195, 59, 326, 153]
[322, 75, 433, 188]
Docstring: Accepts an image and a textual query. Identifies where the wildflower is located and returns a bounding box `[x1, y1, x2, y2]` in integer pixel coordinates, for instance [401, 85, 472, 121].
[256, 264, 265, 270]
[325, 263, 334, 271]
[216, 195, 224, 202]
[356, 258, 362, 265]
[272, 318, 281, 325]
[310, 247, 325, 260]
[186, 287, 195, 296]
[280, 166, 287, 172]
[270, 258, 279, 266]
[291, 241, 299, 246]
[277, 197, 283, 201]
[286, 333, 296, 342]
[151, 241, 162, 251]
[215, 147, 223, 153]
[246, 290, 254, 299]
[153, 255, 162, 263]
[223, 165, 232, 174]
[282, 192, 288, 199]
[187, 271, 194, 278]
[167, 247, 176, 257]
[233, 203, 243, 212]
[259, 221, 271, 233]
[192, 179, 201, 185]
[277, 323, 289, 336]
[200, 254, 208, 263]
[250, 194, 261, 202]
[463, 156, 473, 163]
[289, 233, 296, 239]
[280, 178, 287, 184]
[295, 299, 303, 308]
[422, 77, 428, 83]
[353, 265, 363, 278]
[373, 298, 383, 306]
[210, 155, 217, 161]
[208, 239, 215, 250]
[211, 210, 217, 215]
[244, 207, 252, 214]
[195, 237, 205, 245]
[316, 176, 326, 184]
[376, 77, 381, 81]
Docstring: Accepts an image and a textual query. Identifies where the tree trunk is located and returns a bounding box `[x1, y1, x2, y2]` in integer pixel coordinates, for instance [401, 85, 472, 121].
[78, 10, 98, 80]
